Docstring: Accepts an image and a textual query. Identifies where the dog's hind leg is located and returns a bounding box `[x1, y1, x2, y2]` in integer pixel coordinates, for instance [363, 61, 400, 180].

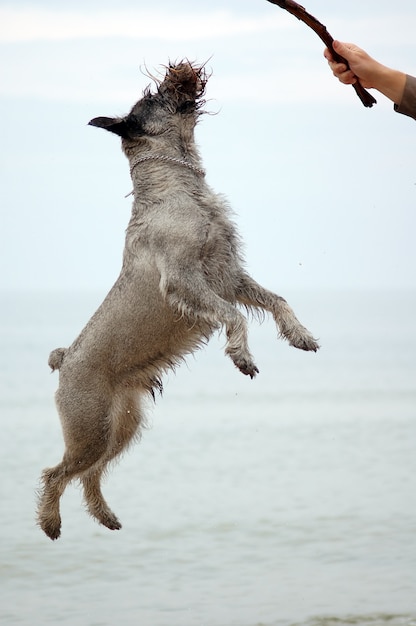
[81, 390, 144, 531]
[235, 273, 319, 352]
[37, 459, 73, 540]
[38, 446, 108, 540]
[81, 470, 121, 531]
[37, 386, 114, 539]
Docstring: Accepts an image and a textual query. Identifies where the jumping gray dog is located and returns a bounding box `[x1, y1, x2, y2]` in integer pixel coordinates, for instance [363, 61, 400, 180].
[37, 62, 319, 540]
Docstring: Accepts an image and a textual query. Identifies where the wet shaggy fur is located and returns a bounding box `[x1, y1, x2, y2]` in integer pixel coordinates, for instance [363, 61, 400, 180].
[37, 62, 319, 540]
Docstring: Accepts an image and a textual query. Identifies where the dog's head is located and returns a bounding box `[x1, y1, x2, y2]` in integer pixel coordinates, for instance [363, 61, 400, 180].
[88, 61, 208, 141]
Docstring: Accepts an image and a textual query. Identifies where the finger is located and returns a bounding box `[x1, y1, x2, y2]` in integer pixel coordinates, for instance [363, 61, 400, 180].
[336, 70, 357, 85]
[323, 47, 333, 62]
[328, 61, 348, 75]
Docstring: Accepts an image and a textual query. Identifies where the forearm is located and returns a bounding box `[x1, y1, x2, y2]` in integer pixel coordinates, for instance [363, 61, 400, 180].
[370, 64, 407, 106]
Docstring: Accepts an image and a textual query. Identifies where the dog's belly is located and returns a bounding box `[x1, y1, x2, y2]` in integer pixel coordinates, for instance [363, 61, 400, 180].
[59, 273, 211, 386]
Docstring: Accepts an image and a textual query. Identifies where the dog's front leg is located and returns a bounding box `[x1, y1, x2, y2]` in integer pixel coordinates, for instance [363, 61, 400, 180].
[159, 265, 259, 377]
[236, 273, 319, 352]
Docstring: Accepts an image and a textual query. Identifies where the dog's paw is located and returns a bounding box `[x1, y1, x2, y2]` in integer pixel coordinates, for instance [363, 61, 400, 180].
[104, 518, 122, 531]
[39, 516, 62, 541]
[288, 328, 320, 352]
[235, 358, 259, 379]
[99, 512, 122, 532]
[293, 336, 320, 352]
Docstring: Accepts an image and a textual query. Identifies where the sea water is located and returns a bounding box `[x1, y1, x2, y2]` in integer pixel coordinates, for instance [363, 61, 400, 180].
[0, 290, 415, 626]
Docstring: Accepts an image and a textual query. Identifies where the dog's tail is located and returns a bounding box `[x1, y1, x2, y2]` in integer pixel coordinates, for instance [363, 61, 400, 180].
[48, 347, 68, 372]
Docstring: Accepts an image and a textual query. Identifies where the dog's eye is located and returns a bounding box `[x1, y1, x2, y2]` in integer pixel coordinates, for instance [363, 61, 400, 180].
[127, 117, 146, 137]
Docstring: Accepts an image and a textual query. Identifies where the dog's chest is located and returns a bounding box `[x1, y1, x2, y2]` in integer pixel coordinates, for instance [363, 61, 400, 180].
[200, 217, 241, 294]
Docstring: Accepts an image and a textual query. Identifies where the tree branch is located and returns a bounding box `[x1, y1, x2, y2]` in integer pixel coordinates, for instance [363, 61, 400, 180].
[266, 0, 377, 108]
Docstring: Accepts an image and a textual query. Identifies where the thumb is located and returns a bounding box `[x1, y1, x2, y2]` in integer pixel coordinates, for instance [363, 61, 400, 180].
[333, 40, 349, 57]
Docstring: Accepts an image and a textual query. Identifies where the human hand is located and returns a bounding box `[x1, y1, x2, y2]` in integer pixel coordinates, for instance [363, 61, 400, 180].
[323, 41, 379, 89]
[324, 40, 406, 105]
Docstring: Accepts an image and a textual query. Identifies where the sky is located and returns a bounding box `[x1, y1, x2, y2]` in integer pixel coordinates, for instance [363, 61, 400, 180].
[1, 0, 415, 293]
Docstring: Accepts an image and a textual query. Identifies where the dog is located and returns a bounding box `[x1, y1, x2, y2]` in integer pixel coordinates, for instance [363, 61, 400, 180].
[37, 61, 319, 540]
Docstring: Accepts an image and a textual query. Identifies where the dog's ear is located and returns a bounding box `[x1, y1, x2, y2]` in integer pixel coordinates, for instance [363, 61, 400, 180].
[88, 116, 131, 138]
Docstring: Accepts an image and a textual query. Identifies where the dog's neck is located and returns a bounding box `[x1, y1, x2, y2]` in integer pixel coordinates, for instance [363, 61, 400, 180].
[129, 153, 206, 178]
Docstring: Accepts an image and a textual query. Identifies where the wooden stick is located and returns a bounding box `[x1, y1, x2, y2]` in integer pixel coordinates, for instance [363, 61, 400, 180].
[266, 0, 377, 108]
